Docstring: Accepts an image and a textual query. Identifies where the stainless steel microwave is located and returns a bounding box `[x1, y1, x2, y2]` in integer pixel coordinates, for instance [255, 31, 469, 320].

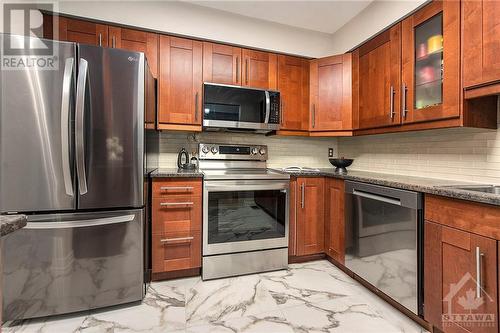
[203, 83, 280, 133]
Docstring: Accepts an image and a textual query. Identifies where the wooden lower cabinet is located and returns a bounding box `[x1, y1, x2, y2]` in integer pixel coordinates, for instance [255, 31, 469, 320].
[424, 195, 500, 333]
[152, 178, 202, 279]
[324, 178, 345, 263]
[295, 177, 325, 256]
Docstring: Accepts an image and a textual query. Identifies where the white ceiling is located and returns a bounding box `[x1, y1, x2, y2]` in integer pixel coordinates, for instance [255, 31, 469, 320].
[188, 1, 374, 34]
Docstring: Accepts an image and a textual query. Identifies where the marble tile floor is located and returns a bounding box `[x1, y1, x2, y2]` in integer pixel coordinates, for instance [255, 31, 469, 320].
[3, 260, 428, 333]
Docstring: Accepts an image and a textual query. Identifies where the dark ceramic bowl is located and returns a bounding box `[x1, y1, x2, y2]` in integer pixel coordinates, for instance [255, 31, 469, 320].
[329, 158, 354, 174]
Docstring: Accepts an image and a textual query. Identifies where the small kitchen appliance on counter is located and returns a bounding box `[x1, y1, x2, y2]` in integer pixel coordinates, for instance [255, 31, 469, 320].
[198, 143, 290, 280]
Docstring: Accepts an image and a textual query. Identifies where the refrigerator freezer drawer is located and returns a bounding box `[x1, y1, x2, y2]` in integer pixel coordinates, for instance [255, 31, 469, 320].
[2, 209, 144, 321]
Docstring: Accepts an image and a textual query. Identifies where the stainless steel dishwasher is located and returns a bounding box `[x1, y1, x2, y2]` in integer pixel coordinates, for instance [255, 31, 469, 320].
[344, 181, 423, 316]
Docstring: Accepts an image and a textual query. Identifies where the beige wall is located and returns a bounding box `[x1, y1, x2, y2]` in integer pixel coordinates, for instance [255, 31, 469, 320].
[329, 0, 426, 54]
[56, 1, 336, 58]
[149, 131, 337, 169]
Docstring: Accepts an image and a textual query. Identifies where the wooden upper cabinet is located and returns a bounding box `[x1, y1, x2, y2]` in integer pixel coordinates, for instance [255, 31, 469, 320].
[108, 27, 159, 78]
[277, 55, 309, 131]
[203, 42, 242, 85]
[310, 54, 352, 132]
[296, 177, 325, 256]
[401, 0, 460, 124]
[242, 49, 277, 90]
[324, 178, 345, 263]
[56, 16, 108, 47]
[158, 36, 202, 129]
[463, 0, 500, 90]
[354, 24, 401, 130]
[424, 221, 498, 332]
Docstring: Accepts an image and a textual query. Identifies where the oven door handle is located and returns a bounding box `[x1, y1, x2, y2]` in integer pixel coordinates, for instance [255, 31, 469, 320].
[352, 189, 402, 206]
[205, 182, 289, 192]
[264, 90, 270, 124]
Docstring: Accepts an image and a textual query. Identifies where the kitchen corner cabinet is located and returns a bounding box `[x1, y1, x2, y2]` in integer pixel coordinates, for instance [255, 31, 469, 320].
[463, 0, 500, 92]
[309, 54, 353, 134]
[108, 27, 159, 78]
[203, 42, 242, 86]
[324, 178, 345, 263]
[151, 178, 202, 279]
[353, 24, 401, 130]
[401, 0, 460, 124]
[158, 36, 203, 131]
[242, 49, 277, 90]
[277, 55, 309, 132]
[295, 177, 325, 256]
[424, 195, 500, 332]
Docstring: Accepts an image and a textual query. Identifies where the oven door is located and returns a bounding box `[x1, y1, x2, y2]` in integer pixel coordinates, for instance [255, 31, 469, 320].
[203, 179, 289, 256]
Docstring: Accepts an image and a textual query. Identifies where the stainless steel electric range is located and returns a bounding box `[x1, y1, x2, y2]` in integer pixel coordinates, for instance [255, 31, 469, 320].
[199, 143, 290, 280]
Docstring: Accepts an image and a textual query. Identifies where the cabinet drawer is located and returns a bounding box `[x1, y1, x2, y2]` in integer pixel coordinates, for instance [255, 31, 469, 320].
[152, 179, 202, 198]
[152, 197, 201, 233]
[152, 231, 201, 273]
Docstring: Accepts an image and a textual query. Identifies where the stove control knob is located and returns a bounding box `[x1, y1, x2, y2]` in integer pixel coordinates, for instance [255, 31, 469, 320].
[201, 146, 210, 154]
[259, 148, 266, 155]
[251, 147, 259, 155]
[211, 146, 218, 154]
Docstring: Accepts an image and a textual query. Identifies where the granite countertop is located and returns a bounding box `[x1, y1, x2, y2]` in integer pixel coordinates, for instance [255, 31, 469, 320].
[0, 215, 27, 237]
[273, 168, 500, 207]
[150, 168, 204, 178]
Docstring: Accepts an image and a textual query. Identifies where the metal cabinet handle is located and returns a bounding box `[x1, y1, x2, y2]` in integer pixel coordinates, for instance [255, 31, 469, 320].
[389, 85, 395, 120]
[311, 104, 316, 128]
[402, 83, 408, 119]
[235, 57, 239, 83]
[245, 59, 249, 84]
[300, 183, 305, 209]
[61, 57, 74, 196]
[476, 247, 484, 298]
[112, 36, 116, 48]
[160, 186, 193, 190]
[161, 236, 194, 243]
[160, 202, 194, 206]
[195, 92, 199, 122]
[98, 33, 102, 47]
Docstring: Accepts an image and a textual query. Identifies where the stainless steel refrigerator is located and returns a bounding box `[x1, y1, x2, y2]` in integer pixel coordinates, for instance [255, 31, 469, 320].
[0, 34, 155, 321]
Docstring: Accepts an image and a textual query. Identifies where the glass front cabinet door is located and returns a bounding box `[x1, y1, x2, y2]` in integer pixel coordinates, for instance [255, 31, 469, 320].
[401, 0, 460, 124]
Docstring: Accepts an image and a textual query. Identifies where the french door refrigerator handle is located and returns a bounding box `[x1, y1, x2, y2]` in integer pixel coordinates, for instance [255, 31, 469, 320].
[25, 214, 135, 229]
[76, 58, 89, 195]
[61, 57, 74, 196]
[352, 189, 402, 206]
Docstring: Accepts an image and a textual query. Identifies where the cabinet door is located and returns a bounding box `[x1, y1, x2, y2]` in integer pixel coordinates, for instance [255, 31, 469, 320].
[158, 36, 202, 127]
[296, 177, 325, 256]
[57, 17, 108, 47]
[463, 0, 500, 89]
[242, 49, 277, 90]
[324, 178, 345, 263]
[424, 221, 498, 333]
[203, 43, 242, 85]
[355, 24, 401, 130]
[310, 54, 352, 131]
[278, 55, 309, 131]
[401, 0, 460, 124]
[109, 27, 159, 78]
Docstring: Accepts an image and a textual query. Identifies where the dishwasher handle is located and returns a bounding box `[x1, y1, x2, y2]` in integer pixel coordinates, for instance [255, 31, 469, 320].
[352, 189, 402, 206]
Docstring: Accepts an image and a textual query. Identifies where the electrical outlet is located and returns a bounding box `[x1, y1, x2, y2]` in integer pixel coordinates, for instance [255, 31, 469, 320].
[328, 148, 334, 157]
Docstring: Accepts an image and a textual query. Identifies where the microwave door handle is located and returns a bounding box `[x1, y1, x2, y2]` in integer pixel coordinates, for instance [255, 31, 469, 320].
[76, 58, 89, 195]
[264, 90, 270, 124]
